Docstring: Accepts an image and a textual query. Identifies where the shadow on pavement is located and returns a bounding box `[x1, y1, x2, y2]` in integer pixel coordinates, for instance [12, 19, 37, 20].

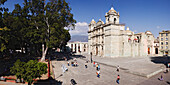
[71, 55, 86, 59]
[55, 74, 63, 79]
[33, 77, 62, 85]
[150, 56, 170, 67]
[51, 52, 86, 61]
[166, 81, 170, 84]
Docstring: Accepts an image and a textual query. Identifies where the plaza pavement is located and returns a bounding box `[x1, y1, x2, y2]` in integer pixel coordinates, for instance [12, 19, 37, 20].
[51, 54, 170, 85]
[82, 53, 167, 78]
[52, 58, 148, 85]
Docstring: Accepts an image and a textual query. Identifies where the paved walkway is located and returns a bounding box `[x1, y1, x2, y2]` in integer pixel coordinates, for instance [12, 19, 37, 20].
[52, 55, 170, 85]
[52, 58, 147, 85]
[82, 53, 166, 78]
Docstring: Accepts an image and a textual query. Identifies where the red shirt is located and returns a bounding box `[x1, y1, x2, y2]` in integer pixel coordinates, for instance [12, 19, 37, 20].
[117, 76, 120, 79]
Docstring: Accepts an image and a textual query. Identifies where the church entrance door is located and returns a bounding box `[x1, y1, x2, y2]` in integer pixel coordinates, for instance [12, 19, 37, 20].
[155, 48, 158, 54]
[148, 47, 150, 54]
[96, 47, 98, 55]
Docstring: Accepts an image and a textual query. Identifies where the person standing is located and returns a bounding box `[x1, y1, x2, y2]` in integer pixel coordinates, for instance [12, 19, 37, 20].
[93, 61, 95, 67]
[116, 75, 120, 84]
[96, 64, 98, 70]
[90, 52, 93, 63]
[85, 61, 88, 68]
[75, 62, 78, 67]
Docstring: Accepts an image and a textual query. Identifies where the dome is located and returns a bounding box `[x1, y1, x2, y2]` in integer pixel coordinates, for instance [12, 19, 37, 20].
[145, 31, 153, 35]
[108, 7, 117, 13]
[90, 19, 96, 24]
[96, 19, 104, 26]
[154, 39, 159, 43]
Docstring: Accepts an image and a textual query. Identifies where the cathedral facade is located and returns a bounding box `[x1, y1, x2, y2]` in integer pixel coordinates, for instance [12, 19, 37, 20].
[88, 7, 156, 57]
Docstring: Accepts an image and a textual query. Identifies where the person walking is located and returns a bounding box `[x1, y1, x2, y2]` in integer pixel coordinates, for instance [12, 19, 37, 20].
[117, 65, 120, 72]
[96, 70, 100, 78]
[168, 63, 170, 71]
[98, 64, 100, 71]
[116, 75, 120, 84]
[67, 61, 70, 66]
[160, 75, 163, 81]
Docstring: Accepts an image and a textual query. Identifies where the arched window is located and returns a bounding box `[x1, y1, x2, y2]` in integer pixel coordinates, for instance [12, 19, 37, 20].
[108, 17, 110, 22]
[114, 18, 116, 24]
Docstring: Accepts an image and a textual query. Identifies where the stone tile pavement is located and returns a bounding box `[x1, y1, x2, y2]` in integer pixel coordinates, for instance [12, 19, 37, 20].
[82, 53, 166, 78]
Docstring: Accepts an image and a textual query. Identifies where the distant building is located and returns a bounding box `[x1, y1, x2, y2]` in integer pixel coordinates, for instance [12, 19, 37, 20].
[88, 7, 156, 57]
[154, 37, 159, 55]
[66, 42, 88, 54]
[159, 30, 170, 56]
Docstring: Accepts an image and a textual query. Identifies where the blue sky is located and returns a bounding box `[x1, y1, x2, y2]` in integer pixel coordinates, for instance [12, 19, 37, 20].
[2, 0, 170, 37]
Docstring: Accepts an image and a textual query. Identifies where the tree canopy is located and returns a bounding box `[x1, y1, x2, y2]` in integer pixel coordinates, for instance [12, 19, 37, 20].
[0, 0, 76, 60]
[10, 59, 47, 85]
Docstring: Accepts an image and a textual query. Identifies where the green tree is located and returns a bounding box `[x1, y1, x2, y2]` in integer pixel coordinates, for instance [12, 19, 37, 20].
[22, 60, 38, 85]
[0, 0, 8, 28]
[36, 62, 48, 79]
[27, 0, 76, 61]
[0, 0, 31, 54]
[1, 0, 76, 60]
[10, 60, 47, 85]
[0, 0, 8, 52]
[10, 59, 26, 81]
[22, 60, 47, 85]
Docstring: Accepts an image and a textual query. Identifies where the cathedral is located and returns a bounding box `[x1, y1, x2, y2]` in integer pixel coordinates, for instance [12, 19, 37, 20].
[88, 7, 156, 57]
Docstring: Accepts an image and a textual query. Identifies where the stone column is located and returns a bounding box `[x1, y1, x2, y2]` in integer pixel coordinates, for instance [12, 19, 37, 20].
[72, 43, 75, 52]
[76, 43, 78, 53]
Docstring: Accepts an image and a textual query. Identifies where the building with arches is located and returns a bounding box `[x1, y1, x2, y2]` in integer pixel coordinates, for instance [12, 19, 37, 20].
[88, 7, 156, 57]
[66, 41, 88, 54]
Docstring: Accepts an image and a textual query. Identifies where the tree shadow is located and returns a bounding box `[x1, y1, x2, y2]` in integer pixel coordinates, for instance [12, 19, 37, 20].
[55, 74, 63, 79]
[0, 70, 15, 77]
[71, 55, 86, 59]
[0, 52, 39, 76]
[50, 52, 86, 61]
[33, 77, 62, 85]
[150, 56, 170, 67]
[50, 52, 71, 61]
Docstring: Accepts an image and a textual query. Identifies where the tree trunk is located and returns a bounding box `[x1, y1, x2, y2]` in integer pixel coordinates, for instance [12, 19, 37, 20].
[28, 82, 32, 85]
[41, 44, 48, 61]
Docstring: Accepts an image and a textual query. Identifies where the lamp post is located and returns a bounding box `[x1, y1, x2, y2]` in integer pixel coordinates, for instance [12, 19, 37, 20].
[48, 57, 50, 78]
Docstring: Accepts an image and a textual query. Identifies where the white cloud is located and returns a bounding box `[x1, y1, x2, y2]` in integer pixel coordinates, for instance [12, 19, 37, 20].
[69, 22, 89, 36]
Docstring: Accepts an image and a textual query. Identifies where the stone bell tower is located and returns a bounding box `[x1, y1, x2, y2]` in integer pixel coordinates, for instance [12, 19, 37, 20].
[105, 7, 120, 24]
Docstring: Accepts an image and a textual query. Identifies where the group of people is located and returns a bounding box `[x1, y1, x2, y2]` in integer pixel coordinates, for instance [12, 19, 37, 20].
[91, 52, 120, 84]
[67, 58, 78, 67]
[65, 52, 121, 84]
[116, 65, 120, 84]
[166, 63, 170, 73]
[160, 63, 170, 81]
[93, 61, 100, 78]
